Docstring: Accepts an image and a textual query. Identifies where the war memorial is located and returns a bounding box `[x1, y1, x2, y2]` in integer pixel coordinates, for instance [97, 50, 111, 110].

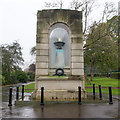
[33, 9, 86, 100]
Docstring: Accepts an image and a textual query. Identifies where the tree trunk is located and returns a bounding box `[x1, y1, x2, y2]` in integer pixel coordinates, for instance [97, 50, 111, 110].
[84, 72, 91, 85]
[90, 61, 94, 81]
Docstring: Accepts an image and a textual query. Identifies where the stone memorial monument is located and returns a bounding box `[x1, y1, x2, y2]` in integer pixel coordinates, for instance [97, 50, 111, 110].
[33, 9, 86, 100]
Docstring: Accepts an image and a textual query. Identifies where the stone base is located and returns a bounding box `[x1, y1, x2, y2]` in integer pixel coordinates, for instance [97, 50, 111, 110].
[32, 89, 87, 101]
[33, 76, 87, 101]
[35, 76, 85, 90]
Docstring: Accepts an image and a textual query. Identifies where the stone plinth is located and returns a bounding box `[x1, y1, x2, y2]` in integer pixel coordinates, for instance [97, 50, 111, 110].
[32, 76, 87, 100]
[33, 90, 86, 101]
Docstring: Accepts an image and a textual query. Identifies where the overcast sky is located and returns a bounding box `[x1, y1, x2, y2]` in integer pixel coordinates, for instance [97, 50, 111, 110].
[0, 0, 119, 70]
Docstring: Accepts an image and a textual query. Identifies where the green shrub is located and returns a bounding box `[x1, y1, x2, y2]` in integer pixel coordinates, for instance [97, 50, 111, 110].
[11, 72, 19, 84]
[27, 72, 35, 81]
[1, 75, 12, 85]
[87, 72, 120, 79]
[94, 73, 107, 77]
[1, 75, 6, 85]
[11, 70, 28, 83]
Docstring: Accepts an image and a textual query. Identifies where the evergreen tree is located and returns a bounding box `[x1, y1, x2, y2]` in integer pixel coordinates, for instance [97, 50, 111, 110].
[1, 41, 24, 84]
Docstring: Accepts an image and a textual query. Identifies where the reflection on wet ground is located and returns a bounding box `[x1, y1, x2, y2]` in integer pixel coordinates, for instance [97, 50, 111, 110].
[2, 101, 119, 118]
[1, 83, 119, 119]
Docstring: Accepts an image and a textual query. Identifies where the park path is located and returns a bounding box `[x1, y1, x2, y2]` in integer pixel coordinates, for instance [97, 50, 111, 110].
[1, 81, 35, 87]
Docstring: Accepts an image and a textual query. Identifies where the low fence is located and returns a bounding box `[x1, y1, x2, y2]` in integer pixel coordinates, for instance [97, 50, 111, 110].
[8, 84, 113, 106]
[8, 85, 25, 106]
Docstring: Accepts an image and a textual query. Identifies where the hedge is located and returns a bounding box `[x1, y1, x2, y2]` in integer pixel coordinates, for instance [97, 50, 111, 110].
[110, 72, 120, 79]
[87, 72, 119, 79]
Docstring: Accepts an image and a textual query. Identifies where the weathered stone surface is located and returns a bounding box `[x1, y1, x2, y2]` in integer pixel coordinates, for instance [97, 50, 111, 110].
[36, 56, 48, 62]
[72, 69, 84, 75]
[33, 89, 87, 100]
[72, 63, 84, 69]
[71, 38, 82, 43]
[36, 44, 49, 50]
[36, 34, 49, 43]
[37, 80, 82, 90]
[72, 49, 83, 56]
[39, 29, 49, 34]
[37, 21, 49, 34]
[36, 69, 48, 75]
[71, 34, 82, 38]
[36, 49, 48, 56]
[37, 9, 82, 22]
[72, 56, 84, 63]
[36, 63, 48, 69]
[37, 33, 48, 38]
[72, 44, 83, 50]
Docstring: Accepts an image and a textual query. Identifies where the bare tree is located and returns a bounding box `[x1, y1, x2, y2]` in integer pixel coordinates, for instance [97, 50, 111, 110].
[84, 2, 118, 81]
[85, 2, 117, 49]
[44, 0, 64, 9]
[70, 0, 95, 43]
[70, 0, 84, 10]
[101, 2, 117, 23]
[30, 46, 36, 56]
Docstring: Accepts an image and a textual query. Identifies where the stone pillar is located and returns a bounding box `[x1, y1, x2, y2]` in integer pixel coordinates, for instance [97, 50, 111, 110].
[71, 43, 84, 76]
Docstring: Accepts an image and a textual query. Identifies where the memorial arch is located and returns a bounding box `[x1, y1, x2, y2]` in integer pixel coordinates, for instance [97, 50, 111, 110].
[33, 9, 86, 100]
[49, 23, 71, 68]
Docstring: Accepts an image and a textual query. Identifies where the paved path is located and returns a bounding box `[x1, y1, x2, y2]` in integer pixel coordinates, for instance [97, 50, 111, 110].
[2, 100, 119, 118]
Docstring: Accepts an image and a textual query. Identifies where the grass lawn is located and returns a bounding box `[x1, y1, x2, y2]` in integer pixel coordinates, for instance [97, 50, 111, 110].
[85, 77, 119, 95]
[85, 77, 118, 87]
[19, 83, 35, 93]
[20, 77, 119, 95]
[86, 88, 119, 95]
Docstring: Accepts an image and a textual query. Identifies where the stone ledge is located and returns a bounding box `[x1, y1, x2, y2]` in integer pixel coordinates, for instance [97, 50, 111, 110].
[37, 77, 68, 81]
[36, 79, 83, 90]
[36, 76, 84, 81]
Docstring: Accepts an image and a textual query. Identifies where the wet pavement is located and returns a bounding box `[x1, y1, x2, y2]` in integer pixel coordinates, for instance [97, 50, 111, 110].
[2, 101, 119, 118]
[1, 82, 120, 119]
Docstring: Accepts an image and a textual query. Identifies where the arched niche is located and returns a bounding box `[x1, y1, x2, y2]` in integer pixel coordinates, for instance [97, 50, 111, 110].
[49, 23, 71, 68]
